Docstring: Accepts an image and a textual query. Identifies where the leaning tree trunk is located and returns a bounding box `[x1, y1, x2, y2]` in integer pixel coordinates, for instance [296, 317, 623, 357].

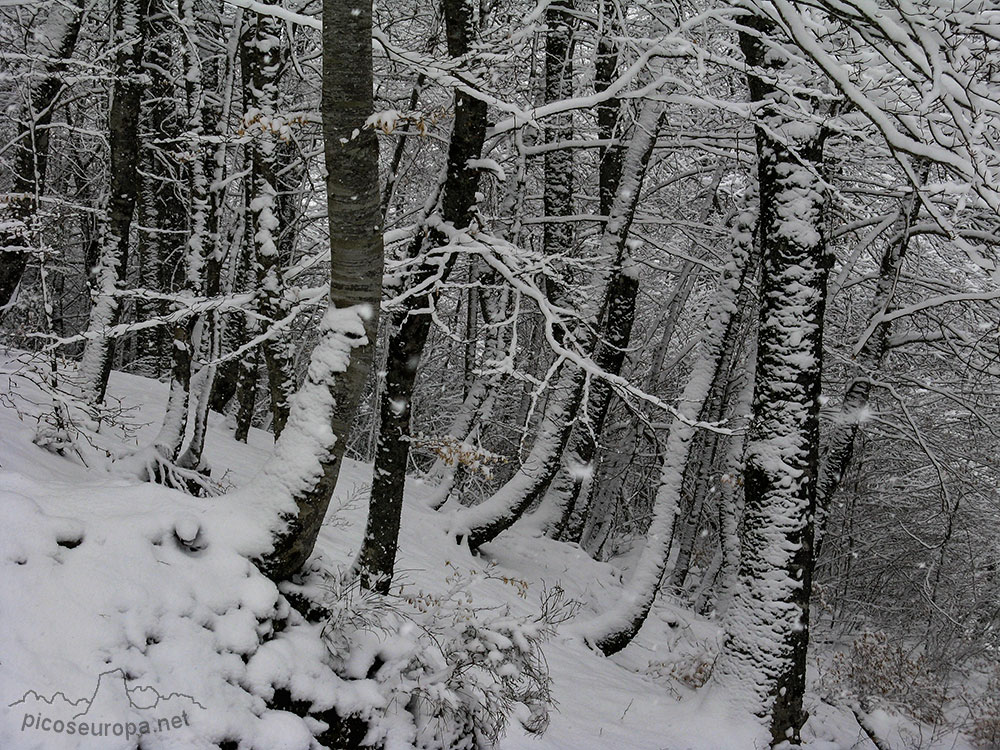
[578, 169, 722, 554]
[254, 0, 384, 580]
[0, 0, 83, 317]
[712, 16, 829, 746]
[529, 4, 630, 540]
[242, 6, 297, 439]
[355, 0, 487, 594]
[574, 208, 757, 656]
[530, 266, 638, 537]
[451, 99, 665, 552]
[812, 167, 925, 556]
[78, 0, 152, 405]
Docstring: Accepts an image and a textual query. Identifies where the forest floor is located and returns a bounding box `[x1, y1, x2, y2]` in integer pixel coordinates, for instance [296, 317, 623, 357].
[0, 354, 971, 749]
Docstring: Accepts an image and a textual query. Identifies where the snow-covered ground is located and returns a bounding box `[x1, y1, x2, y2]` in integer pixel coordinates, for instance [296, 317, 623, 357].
[0, 355, 968, 749]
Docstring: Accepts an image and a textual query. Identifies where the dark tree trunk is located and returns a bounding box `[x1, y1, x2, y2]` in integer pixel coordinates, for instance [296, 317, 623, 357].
[595, 0, 622, 219]
[257, 0, 384, 580]
[234, 349, 260, 444]
[715, 16, 829, 746]
[135, 3, 185, 377]
[356, 0, 487, 593]
[78, 0, 153, 404]
[242, 8, 296, 439]
[541, 0, 575, 317]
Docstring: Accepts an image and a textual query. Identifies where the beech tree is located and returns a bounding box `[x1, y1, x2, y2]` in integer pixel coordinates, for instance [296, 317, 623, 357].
[4, 1, 1000, 746]
[253, 0, 384, 579]
[712, 13, 829, 744]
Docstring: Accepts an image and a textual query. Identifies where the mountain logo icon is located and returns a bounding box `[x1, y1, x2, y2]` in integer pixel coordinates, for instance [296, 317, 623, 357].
[8, 669, 205, 743]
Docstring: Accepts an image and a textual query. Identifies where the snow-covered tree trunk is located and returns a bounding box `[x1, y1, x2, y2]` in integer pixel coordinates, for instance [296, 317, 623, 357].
[242, 7, 296, 439]
[574, 209, 756, 656]
[452, 361, 585, 551]
[356, 0, 487, 593]
[150, 0, 213, 463]
[530, 10, 632, 542]
[0, 0, 83, 317]
[78, 0, 152, 405]
[255, 0, 384, 580]
[423, 180, 521, 509]
[178, 15, 236, 470]
[531, 265, 638, 538]
[712, 16, 829, 745]
[452, 99, 665, 552]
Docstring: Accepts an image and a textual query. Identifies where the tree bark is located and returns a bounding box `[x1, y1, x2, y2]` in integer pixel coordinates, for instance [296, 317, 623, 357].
[541, 0, 575, 317]
[356, 0, 487, 593]
[713, 16, 829, 745]
[256, 0, 383, 580]
[532, 267, 638, 538]
[78, 0, 153, 405]
[242, 7, 297, 439]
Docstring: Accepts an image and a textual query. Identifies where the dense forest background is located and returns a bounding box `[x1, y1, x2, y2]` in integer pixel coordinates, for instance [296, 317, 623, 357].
[2, 0, 1000, 747]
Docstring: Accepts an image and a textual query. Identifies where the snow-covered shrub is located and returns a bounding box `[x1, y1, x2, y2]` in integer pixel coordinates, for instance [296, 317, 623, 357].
[644, 633, 719, 696]
[412, 432, 508, 480]
[306, 563, 572, 749]
[819, 631, 947, 724]
[647, 647, 717, 692]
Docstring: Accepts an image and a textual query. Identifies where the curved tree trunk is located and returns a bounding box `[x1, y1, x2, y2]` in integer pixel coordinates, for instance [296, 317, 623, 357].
[574, 209, 757, 656]
[669, 264, 757, 592]
[452, 361, 585, 551]
[452, 99, 665, 552]
[355, 0, 487, 594]
[255, 0, 384, 581]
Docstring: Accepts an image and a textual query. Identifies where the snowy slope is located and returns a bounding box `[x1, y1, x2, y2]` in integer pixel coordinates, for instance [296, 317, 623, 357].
[0, 354, 961, 749]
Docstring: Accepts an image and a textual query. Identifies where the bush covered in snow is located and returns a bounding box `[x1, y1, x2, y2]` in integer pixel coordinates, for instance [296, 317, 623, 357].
[294, 563, 573, 750]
